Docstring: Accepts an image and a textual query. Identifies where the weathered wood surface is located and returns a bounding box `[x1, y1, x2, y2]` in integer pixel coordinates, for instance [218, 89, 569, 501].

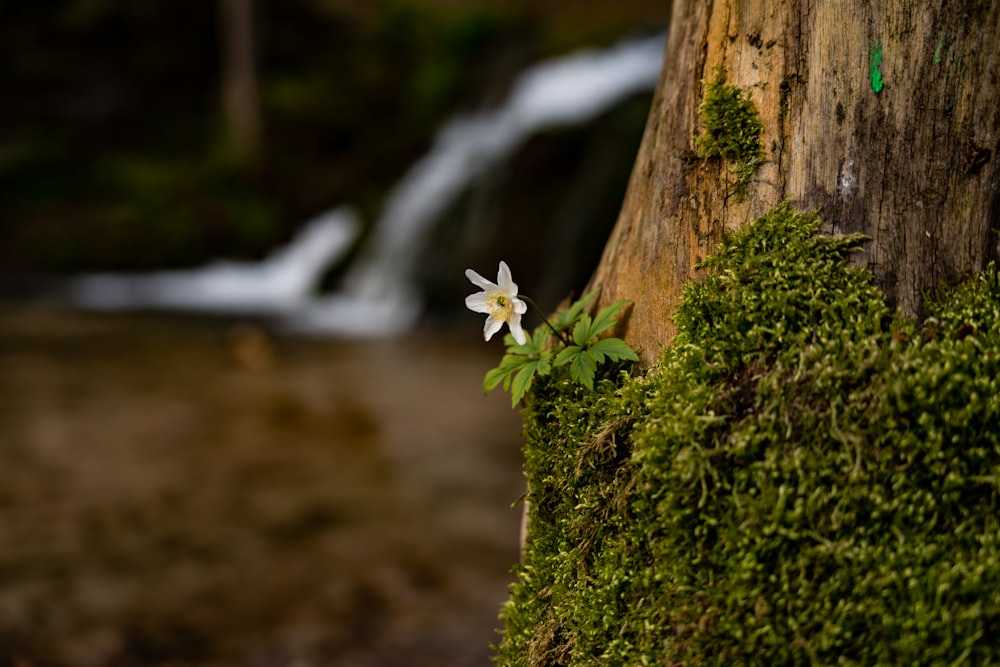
[589, 0, 1000, 364]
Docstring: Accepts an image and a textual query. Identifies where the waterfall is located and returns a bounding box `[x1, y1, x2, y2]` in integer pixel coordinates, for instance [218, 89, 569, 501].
[68, 207, 360, 315]
[68, 33, 665, 335]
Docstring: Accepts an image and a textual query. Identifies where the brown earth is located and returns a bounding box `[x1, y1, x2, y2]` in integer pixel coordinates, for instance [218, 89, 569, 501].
[0, 305, 525, 666]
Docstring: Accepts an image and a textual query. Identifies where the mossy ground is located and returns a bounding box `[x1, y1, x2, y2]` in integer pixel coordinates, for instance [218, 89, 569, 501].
[496, 201, 1000, 665]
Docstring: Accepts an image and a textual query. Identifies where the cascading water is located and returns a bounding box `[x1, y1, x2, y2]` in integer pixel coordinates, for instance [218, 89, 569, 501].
[68, 33, 665, 335]
[68, 207, 361, 315]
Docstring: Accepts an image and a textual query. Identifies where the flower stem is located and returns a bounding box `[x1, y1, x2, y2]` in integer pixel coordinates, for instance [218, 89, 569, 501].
[520, 296, 572, 346]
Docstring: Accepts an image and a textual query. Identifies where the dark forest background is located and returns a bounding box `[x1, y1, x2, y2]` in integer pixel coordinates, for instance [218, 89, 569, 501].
[0, 5, 669, 665]
[1, 0, 666, 291]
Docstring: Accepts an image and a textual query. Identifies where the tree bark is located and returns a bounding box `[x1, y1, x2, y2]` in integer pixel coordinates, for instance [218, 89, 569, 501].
[589, 0, 1000, 365]
[220, 0, 262, 163]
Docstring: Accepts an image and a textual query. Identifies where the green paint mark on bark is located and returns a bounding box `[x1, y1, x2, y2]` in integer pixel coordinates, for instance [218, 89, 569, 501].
[869, 41, 884, 93]
[934, 39, 943, 64]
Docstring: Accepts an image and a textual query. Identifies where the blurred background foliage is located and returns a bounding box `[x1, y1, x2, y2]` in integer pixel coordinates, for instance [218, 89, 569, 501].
[1, 0, 666, 308]
[0, 5, 668, 662]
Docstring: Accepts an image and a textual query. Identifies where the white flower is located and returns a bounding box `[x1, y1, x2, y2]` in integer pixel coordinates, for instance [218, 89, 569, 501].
[465, 261, 528, 345]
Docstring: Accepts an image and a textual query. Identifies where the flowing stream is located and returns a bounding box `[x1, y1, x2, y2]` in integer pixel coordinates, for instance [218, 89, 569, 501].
[69, 34, 665, 335]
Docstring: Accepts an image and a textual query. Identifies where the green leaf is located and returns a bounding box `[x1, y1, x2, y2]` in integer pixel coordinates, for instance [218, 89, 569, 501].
[483, 353, 533, 394]
[482, 365, 511, 394]
[504, 327, 548, 355]
[485, 348, 555, 407]
[570, 349, 597, 390]
[590, 299, 630, 338]
[572, 314, 592, 346]
[533, 327, 554, 351]
[589, 337, 640, 364]
[555, 345, 597, 389]
[510, 364, 537, 407]
[535, 350, 552, 376]
[507, 352, 553, 407]
[556, 287, 601, 329]
[554, 344, 583, 367]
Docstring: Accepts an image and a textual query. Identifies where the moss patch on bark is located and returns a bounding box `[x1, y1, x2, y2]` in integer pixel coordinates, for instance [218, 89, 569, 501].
[695, 65, 765, 195]
[495, 201, 1000, 665]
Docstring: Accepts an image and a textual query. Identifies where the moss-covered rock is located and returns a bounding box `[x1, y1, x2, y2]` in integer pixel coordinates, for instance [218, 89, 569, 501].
[496, 201, 1000, 665]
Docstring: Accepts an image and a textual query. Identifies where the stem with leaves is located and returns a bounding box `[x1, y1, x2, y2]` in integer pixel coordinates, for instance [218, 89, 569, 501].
[483, 289, 639, 407]
[519, 295, 572, 346]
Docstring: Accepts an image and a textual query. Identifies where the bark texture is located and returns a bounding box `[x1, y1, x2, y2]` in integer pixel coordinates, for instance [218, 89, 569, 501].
[220, 0, 262, 162]
[590, 0, 1000, 364]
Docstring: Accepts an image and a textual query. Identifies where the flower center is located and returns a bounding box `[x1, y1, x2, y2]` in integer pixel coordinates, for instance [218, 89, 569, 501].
[489, 291, 512, 321]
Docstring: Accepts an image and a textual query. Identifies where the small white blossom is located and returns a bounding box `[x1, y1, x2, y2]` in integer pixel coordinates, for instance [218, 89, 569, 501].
[465, 261, 528, 345]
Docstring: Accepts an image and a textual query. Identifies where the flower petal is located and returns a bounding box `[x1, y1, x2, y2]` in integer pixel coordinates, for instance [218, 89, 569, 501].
[497, 261, 518, 295]
[507, 312, 528, 345]
[513, 296, 528, 314]
[483, 315, 503, 341]
[465, 269, 496, 292]
[465, 292, 492, 314]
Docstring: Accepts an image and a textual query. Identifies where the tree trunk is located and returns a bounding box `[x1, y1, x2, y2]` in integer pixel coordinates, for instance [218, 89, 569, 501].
[219, 0, 262, 163]
[589, 0, 1000, 365]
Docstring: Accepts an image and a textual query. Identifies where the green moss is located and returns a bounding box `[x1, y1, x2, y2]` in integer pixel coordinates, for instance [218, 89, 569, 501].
[495, 202, 1000, 665]
[696, 66, 765, 195]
